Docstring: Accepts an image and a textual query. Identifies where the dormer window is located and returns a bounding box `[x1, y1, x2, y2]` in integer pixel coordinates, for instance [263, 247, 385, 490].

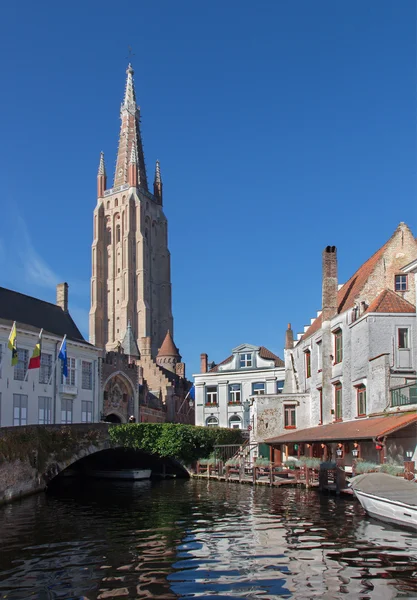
[240, 353, 252, 368]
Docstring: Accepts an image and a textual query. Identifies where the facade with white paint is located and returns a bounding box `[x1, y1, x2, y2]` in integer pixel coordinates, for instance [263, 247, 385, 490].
[0, 285, 100, 427]
[194, 344, 285, 433]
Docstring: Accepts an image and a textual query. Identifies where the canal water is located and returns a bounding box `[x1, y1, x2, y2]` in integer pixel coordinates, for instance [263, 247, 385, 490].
[0, 479, 416, 600]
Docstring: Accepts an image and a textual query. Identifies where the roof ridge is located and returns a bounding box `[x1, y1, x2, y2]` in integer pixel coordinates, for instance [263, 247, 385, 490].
[0, 286, 63, 311]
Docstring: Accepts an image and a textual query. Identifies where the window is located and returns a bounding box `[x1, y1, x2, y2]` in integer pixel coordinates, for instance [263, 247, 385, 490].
[357, 385, 366, 417]
[305, 350, 311, 378]
[316, 341, 322, 372]
[116, 224, 121, 243]
[38, 396, 52, 424]
[82, 400, 93, 423]
[334, 330, 343, 364]
[277, 380, 284, 394]
[14, 348, 28, 381]
[239, 353, 252, 368]
[61, 399, 73, 424]
[334, 383, 343, 420]
[284, 405, 296, 428]
[398, 328, 409, 349]
[13, 394, 28, 426]
[206, 416, 219, 427]
[62, 357, 76, 386]
[205, 386, 218, 405]
[229, 415, 242, 429]
[252, 382, 265, 395]
[39, 353, 52, 384]
[106, 228, 111, 245]
[228, 384, 241, 404]
[318, 387, 323, 424]
[395, 275, 408, 292]
[82, 361, 92, 390]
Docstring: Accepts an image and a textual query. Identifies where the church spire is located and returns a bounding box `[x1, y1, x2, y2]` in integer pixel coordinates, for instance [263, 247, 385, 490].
[113, 64, 148, 190]
[153, 159, 163, 204]
[97, 151, 107, 197]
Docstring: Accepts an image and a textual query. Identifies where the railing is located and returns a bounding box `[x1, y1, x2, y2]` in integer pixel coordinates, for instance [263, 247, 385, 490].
[391, 383, 417, 407]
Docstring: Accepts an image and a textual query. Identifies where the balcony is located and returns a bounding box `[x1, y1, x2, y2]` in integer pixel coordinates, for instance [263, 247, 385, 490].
[59, 384, 78, 397]
[391, 383, 417, 407]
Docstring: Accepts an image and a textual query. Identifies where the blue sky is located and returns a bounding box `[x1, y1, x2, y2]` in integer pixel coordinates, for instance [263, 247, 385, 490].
[0, 1, 416, 376]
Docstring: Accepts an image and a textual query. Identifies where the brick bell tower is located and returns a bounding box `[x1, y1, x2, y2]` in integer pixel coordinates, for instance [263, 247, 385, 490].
[89, 64, 174, 358]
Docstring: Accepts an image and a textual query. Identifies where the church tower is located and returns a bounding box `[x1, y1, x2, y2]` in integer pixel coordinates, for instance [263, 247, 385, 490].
[89, 64, 173, 357]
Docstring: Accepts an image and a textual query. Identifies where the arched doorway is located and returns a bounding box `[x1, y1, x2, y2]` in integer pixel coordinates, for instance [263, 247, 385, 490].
[104, 413, 122, 423]
[102, 373, 135, 424]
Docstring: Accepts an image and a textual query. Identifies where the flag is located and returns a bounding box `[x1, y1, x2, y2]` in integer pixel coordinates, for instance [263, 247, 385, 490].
[189, 385, 195, 401]
[7, 322, 18, 366]
[28, 329, 42, 369]
[58, 336, 68, 378]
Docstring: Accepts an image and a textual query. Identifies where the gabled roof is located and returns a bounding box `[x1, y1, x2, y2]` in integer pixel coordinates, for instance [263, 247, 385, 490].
[365, 289, 415, 315]
[0, 287, 86, 343]
[209, 345, 284, 372]
[265, 413, 417, 444]
[300, 223, 417, 342]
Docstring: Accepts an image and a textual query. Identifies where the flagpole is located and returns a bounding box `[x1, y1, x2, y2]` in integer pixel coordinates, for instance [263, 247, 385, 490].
[48, 334, 66, 386]
[177, 387, 193, 414]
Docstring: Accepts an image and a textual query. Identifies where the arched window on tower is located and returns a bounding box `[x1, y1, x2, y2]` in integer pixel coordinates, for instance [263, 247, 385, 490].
[116, 224, 121, 243]
[106, 228, 111, 245]
[115, 198, 118, 207]
[107, 201, 110, 209]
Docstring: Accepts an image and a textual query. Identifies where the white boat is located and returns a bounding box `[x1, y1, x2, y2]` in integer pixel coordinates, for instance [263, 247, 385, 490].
[88, 469, 152, 480]
[350, 472, 417, 530]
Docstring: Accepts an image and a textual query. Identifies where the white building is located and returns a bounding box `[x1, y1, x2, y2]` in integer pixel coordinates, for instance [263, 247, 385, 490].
[194, 344, 285, 436]
[0, 283, 100, 427]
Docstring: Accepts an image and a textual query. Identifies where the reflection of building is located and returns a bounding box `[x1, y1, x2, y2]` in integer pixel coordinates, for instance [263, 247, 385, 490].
[262, 223, 417, 465]
[0, 284, 100, 426]
[194, 345, 284, 444]
[90, 65, 192, 424]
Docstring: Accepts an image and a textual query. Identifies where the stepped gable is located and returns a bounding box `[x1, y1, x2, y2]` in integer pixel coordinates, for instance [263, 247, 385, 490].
[0, 286, 85, 343]
[365, 289, 416, 314]
[209, 346, 284, 372]
[300, 223, 417, 342]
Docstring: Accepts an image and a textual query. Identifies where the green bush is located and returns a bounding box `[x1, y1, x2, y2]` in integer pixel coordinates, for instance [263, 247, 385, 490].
[225, 458, 240, 467]
[354, 461, 379, 474]
[108, 423, 244, 465]
[296, 457, 321, 469]
[379, 463, 403, 476]
[254, 458, 270, 467]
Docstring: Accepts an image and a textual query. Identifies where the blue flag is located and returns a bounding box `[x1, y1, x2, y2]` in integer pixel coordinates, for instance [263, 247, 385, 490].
[189, 385, 195, 401]
[58, 336, 68, 378]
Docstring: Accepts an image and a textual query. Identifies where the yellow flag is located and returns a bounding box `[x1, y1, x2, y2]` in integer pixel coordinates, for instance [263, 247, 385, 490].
[8, 322, 18, 366]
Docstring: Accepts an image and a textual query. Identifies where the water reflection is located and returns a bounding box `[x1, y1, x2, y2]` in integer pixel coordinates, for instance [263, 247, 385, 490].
[0, 479, 415, 599]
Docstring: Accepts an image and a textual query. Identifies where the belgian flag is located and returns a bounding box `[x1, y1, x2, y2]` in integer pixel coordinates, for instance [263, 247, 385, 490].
[7, 321, 18, 366]
[28, 329, 43, 369]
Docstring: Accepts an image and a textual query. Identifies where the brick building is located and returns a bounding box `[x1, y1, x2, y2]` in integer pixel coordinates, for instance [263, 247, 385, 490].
[90, 65, 193, 424]
[255, 222, 417, 465]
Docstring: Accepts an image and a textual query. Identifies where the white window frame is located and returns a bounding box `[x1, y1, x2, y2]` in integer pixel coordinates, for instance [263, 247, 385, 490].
[61, 398, 73, 424]
[228, 383, 241, 404]
[38, 396, 52, 424]
[62, 357, 76, 386]
[205, 385, 218, 405]
[13, 394, 28, 426]
[229, 415, 242, 429]
[39, 353, 52, 384]
[82, 400, 93, 423]
[206, 416, 219, 428]
[316, 340, 322, 372]
[252, 382, 265, 395]
[82, 361, 92, 390]
[395, 274, 408, 292]
[14, 348, 28, 381]
[284, 405, 296, 428]
[239, 353, 252, 368]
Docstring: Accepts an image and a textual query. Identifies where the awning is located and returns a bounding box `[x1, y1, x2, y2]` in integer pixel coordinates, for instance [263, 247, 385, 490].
[265, 412, 417, 445]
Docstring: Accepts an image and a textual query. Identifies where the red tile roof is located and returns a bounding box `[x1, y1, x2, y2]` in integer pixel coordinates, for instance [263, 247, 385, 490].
[157, 330, 180, 357]
[365, 289, 415, 314]
[300, 225, 417, 342]
[209, 346, 284, 372]
[265, 412, 417, 444]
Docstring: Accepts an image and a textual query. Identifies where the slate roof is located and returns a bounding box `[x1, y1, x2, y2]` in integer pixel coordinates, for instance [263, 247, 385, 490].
[265, 412, 417, 444]
[209, 346, 284, 372]
[0, 286, 87, 343]
[364, 289, 415, 314]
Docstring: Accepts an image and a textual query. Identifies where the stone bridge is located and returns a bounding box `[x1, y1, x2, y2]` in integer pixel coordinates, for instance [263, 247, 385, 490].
[0, 423, 187, 505]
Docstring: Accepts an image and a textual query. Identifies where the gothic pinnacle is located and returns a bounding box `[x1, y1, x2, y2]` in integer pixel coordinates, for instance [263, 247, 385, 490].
[98, 151, 106, 176]
[154, 159, 162, 183]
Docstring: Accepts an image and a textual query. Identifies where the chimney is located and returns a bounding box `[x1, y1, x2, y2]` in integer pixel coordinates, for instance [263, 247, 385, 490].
[200, 353, 208, 373]
[322, 246, 338, 321]
[285, 323, 294, 349]
[56, 282, 69, 313]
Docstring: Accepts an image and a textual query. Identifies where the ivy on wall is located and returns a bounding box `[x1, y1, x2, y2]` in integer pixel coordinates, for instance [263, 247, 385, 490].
[108, 423, 244, 464]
